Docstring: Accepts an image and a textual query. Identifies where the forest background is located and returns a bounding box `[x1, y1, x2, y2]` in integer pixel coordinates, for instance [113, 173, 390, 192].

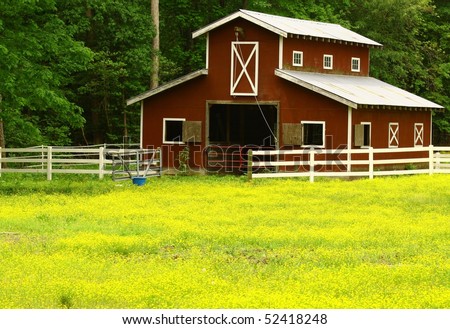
[0, 0, 449, 148]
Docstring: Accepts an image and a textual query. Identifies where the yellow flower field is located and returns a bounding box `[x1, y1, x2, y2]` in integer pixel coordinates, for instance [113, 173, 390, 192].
[0, 174, 449, 308]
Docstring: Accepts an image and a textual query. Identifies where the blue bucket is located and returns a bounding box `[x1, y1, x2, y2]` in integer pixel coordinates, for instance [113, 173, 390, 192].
[132, 177, 147, 186]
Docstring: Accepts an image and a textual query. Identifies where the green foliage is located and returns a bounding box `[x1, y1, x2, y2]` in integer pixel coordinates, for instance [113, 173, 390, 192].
[60, 0, 154, 145]
[0, 0, 449, 146]
[0, 0, 92, 147]
[177, 146, 190, 175]
[0, 175, 448, 308]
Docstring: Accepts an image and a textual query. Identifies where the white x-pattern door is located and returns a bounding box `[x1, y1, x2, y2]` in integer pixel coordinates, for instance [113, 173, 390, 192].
[230, 41, 259, 96]
[389, 123, 399, 147]
[414, 123, 424, 147]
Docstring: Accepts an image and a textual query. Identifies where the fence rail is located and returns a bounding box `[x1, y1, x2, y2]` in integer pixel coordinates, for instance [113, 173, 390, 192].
[0, 146, 161, 181]
[248, 145, 450, 181]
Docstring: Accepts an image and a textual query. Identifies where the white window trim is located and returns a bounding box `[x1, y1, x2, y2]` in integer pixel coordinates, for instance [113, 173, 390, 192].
[361, 122, 371, 148]
[163, 118, 186, 144]
[389, 122, 399, 148]
[293, 51, 303, 67]
[301, 121, 326, 148]
[414, 123, 424, 147]
[323, 54, 333, 70]
[351, 57, 361, 72]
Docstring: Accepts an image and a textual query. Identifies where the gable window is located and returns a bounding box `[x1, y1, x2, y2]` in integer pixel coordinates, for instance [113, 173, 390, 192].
[163, 118, 185, 144]
[388, 122, 399, 148]
[414, 123, 424, 147]
[323, 54, 333, 70]
[355, 122, 371, 147]
[293, 51, 303, 67]
[351, 57, 360, 72]
[302, 121, 325, 148]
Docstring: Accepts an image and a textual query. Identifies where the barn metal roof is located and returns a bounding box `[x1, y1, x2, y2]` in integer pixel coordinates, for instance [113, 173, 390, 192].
[193, 9, 382, 48]
[275, 69, 444, 110]
[126, 69, 208, 106]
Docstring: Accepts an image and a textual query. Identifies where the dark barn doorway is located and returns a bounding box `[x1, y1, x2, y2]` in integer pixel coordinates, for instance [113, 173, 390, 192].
[206, 103, 278, 173]
[208, 103, 278, 146]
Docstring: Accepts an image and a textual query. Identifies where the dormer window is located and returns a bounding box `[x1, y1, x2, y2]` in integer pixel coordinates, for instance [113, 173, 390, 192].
[293, 51, 303, 67]
[351, 57, 361, 72]
[323, 54, 333, 70]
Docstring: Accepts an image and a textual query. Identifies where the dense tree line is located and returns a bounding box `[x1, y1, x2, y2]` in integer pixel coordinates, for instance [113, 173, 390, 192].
[0, 0, 448, 147]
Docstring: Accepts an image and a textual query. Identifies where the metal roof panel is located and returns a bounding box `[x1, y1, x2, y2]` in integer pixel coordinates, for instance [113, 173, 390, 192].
[276, 70, 444, 109]
[241, 10, 382, 47]
[193, 10, 382, 47]
[126, 69, 208, 105]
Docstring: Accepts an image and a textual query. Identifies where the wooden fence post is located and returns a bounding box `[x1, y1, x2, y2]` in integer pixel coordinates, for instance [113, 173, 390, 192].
[435, 152, 441, 170]
[41, 145, 45, 171]
[429, 145, 434, 175]
[99, 147, 105, 180]
[47, 146, 53, 181]
[369, 147, 374, 179]
[0, 147, 2, 177]
[309, 148, 315, 183]
[158, 147, 162, 177]
[247, 149, 253, 181]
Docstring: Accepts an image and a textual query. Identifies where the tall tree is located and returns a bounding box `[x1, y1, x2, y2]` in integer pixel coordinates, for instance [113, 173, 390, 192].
[0, 0, 92, 147]
[59, 0, 155, 145]
[151, 0, 160, 89]
[421, 0, 450, 142]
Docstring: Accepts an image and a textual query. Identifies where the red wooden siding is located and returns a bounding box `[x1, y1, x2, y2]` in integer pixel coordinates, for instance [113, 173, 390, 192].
[283, 38, 370, 75]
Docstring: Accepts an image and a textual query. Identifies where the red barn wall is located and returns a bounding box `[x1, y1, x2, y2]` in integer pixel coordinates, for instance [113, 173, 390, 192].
[140, 17, 433, 170]
[283, 38, 370, 76]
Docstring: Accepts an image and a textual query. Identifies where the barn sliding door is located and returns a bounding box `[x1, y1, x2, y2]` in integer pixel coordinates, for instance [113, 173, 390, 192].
[230, 41, 259, 96]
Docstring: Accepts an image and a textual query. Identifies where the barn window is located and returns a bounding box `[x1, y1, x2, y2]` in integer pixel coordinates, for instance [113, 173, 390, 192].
[414, 123, 424, 147]
[355, 122, 371, 147]
[388, 122, 399, 148]
[351, 57, 360, 72]
[302, 121, 325, 148]
[293, 51, 303, 67]
[323, 54, 333, 70]
[163, 118, 185, 144]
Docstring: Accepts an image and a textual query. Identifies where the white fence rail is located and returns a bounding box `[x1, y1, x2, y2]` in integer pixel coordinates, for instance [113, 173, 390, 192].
[0, 146, 161, 181]
[248, 146, 450, 181]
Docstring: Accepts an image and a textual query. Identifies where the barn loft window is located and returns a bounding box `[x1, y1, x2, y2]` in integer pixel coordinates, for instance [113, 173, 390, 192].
[414, 123, 424, 147]
[163, 118, 185, 144]
[351, 57, 360, 72]
[323, 54, 333, 70]
[389, 122, 399, 148]
[355, 122, 371, 147]
[302, 121, 325, 148]
[293, 51, 303, 67]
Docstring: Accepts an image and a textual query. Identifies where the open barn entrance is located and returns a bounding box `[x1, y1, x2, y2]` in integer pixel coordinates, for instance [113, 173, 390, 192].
[206, 103, 278, 172]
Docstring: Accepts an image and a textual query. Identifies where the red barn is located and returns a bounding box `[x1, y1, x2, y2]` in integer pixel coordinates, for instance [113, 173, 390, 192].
[127, 10, 443, 173]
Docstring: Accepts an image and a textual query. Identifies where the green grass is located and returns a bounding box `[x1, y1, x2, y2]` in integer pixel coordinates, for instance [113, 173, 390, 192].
[0, 173, 449, 308]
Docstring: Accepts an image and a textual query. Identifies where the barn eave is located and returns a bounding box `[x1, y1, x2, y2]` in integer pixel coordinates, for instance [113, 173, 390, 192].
[126, 69, 208, 106]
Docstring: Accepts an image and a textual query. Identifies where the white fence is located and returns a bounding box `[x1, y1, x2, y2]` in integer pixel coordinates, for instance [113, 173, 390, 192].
[248, 146, 450, 181]
[0, 146, 161, 181]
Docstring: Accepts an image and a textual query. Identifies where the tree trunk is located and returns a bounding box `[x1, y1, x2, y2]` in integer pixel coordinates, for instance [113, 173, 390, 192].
[151, 0, 159, 89]
[0, 119, 5, 149]
[0, 95, 4, 149]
